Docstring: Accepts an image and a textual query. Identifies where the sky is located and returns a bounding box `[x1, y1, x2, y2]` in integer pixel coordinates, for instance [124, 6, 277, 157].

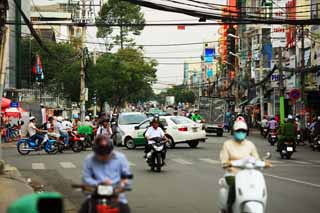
[33, 0, 227, 89]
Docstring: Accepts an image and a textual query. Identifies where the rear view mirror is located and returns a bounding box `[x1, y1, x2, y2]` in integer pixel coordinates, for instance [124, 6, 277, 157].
[134, 126, 139, 130]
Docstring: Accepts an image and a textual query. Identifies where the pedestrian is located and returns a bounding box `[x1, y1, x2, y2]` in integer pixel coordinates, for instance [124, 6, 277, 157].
[96, 119, 112, 138]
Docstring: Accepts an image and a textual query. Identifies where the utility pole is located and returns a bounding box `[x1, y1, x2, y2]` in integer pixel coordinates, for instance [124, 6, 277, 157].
[300, 25, 306, 127]
[279, 47, 285, 124]
[79, 0, 86, 122]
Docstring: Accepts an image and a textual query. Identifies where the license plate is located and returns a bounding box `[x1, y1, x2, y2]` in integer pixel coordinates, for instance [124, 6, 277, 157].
[287, 147, 293, 152]
[80, 137, 85, 140]
[272, 136, 276, 138]
[297, 135, 301, 139]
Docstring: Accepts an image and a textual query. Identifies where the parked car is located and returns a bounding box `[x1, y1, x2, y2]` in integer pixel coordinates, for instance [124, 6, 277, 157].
[122, 116, 206, 149]
[113, 112, 147, 146]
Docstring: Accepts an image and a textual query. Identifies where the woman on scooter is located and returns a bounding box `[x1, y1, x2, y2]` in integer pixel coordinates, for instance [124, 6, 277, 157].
[220, 116, 271, 212]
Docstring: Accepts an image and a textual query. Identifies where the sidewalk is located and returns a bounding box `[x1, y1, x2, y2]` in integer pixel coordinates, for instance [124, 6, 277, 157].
[0, 160, 33, 212]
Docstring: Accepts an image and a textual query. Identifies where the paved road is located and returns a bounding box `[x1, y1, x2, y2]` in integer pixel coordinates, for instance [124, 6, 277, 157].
[2, 133, 320, 213]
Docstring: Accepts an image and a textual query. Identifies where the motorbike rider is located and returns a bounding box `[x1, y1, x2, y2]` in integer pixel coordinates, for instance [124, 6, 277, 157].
[191, 110, 203, 122]
[28, 116, 45, 148]
[267, 116, 278, 132]
[47, 117, 60, 139]
[81, 134, 132, 213]
[96, 119, 113, 137]
[313, 116, 320, 138]
[277, 115, 297, 152]
[260, 116, 269, 135]
[220, 116, 271, 212]
[55, 116, 69, 146]
[144, 117, 167, 161]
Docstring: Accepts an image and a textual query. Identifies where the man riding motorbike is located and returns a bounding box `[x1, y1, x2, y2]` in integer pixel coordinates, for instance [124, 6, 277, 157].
[220, 116, 270, 212]
[260, 116, 269, 135]
[277, 115, 296, 152]
[144, 117, 167, 162]
[267, 116, 278, 132]
[81, 134, 132, 213]
[191, 110, 203, 122]
[27, 116, 45, 148]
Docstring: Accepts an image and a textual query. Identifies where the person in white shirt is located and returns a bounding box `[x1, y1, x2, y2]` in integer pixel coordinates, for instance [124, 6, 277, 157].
[28, 116, 45, 147]
[47, 117, 60, 139]
[144, 117, 167, 160]
[55, 116, 69, 145]
[96, 119, 113, 137]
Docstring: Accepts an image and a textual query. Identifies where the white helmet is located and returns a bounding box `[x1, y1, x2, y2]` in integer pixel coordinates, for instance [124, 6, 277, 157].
[29, 116, 36, 121]
[85, 116, 90, 121]
[233, 117, 248, 131]
[288, 114, 293, 120]
[56, 116, 63, 122]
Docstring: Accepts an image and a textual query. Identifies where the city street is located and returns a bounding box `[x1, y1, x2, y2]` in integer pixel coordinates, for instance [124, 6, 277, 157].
[2, 132, 320, 213]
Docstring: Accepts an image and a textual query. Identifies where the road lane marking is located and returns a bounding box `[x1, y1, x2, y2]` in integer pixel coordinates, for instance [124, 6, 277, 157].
[60, 162, 76, 169]
[199, 158, 220, 164]
[171, 158, 193, 165]
[310, 160, 320, 164]
[270, 160, 283, 164]
[290, 160, 311, 165]
[32, 163, 45, 170]
[128, 161, 136, 167]
[265, 173, 320, 188]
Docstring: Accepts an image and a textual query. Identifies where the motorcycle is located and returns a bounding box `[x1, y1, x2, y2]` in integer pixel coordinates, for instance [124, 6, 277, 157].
[218, 154, 271, 213]
[73, 174, 133, 213]
[17, 132, 58, 155]
[311, 135, 320, 151]
[267, 130, 278, 146]
[296, 131, 304, 146]
[57, 130, 84, 153]
[146, 137, 166, 172]
[280, 140, 294, 159]
[262, 127, 268, 138]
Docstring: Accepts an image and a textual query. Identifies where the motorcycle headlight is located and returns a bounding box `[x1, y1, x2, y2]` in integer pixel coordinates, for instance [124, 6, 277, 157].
[97, 185, 113, 196]
[154, 145, 164, 151]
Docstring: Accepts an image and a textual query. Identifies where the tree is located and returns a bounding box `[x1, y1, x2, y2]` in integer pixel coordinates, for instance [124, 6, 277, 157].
[96, 0, 145, 49]
[156, 86, 196, 105]
[88, 48, 157, 111]
[21, 38, 81, 101]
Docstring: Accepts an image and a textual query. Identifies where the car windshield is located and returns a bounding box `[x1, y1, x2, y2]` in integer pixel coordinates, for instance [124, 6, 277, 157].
[118, 114, 147, 125]
[170, 116, 193, 124]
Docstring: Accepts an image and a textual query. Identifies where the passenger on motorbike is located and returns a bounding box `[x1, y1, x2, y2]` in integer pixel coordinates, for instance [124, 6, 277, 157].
[144, 117, 167, 161]
[220, 116, 269, 212]
[81, 134, 132, 213]
[28, 116, 45, 148]
[277, 115, 296, 152]
[267, 116, 278, 132]
[46, 117, 60, 139]
[260, 116, 269, 134]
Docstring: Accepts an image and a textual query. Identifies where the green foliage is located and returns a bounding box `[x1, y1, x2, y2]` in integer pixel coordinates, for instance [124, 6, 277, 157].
[96, 0, 145, 49]
[20, 38, 81, 101]
[88, 48, 157, 109]
[157, 86, 196, 104]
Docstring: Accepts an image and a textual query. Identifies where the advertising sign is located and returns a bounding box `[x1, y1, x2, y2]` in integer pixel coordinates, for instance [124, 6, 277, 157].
[271, 0, 288, 47]
[204, 48, 215, 63]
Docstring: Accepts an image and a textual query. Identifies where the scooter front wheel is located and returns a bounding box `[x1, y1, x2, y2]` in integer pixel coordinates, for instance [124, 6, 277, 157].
[155, 153, 162, 172]
[71, 142, 83, 152]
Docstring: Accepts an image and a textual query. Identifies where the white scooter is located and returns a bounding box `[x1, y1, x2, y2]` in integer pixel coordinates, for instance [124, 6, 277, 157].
[218, 154, 271, 213]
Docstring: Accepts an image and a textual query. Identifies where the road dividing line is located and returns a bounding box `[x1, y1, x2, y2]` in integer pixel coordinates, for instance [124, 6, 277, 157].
[128, 161, 136, 167]
[270, 160, 283, 164]
[290, 160, 311, 165]
[265, 173, 320, 188]
[32, 163, 46, 170]
[60, 162, 76, 169]
[199, 158, 220, 164]
[171, 158, 193, 165]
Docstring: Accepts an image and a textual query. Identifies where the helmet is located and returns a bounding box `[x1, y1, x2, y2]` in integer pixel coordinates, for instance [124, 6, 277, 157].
[233, 117, 248, 131]
[85, 116, 90, 121]
[151, 117, 160, 124]
[29, 116, 36, 121]
[93, 135, 113, 156]
[56, 116, 63, 122]
[288, 114, 293, 120]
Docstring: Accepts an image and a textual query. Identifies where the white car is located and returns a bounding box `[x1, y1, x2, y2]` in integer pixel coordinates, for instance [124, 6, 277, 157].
[122, 116, 207, 149]
[114, 112, 147, 146]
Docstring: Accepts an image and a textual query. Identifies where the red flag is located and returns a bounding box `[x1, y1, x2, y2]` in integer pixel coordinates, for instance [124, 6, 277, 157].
[177, 25, 185, 30]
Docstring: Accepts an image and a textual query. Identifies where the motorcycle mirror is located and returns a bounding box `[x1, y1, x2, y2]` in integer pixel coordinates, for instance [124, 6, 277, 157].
[263, 152, 272, 160]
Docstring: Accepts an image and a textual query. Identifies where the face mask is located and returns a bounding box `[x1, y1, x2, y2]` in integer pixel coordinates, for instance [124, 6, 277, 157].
[234, 131, 247, 142]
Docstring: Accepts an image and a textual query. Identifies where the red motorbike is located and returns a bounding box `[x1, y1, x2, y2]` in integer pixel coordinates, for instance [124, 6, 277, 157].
[57, 130, 84, 153]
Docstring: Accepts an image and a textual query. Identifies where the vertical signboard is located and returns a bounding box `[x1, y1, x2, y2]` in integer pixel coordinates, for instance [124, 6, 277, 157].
[272, 0, 288, 47]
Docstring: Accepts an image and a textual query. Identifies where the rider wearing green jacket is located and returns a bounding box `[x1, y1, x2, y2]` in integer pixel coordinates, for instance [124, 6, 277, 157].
[277, 115, 296, 152]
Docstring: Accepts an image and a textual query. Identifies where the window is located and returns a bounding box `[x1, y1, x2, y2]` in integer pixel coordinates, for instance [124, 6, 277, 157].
[139, 120, 151, 129]
[170, 116, 193, 125]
